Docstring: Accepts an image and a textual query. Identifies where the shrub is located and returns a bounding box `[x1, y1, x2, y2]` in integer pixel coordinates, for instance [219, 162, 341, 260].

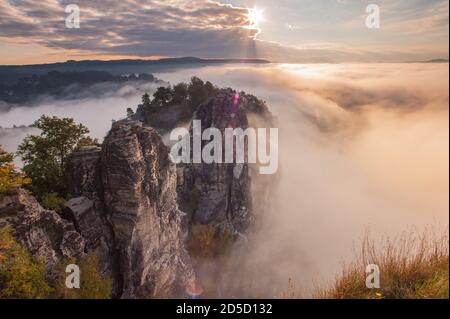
[41, 192, 66, 213]
[317, 228, 449, 299]
[188, 224, 234, 259]
[76, 136, 100, 149]
[0, 227, 52, 299]
[51, 252, 112, 299]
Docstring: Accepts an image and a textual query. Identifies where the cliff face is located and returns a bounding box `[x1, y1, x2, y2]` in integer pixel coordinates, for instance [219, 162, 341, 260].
[64, 146, 118, 289]
[0, 87, 274, 299]
[0, 189, 86, 267]
[1, 119, 195, 299]
[64, 120, 194, 298]
[177, 89, 255, 234]
[99, 120, 194, 298]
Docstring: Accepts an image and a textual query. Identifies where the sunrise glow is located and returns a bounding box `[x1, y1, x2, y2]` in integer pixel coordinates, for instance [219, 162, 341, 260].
[247, 8, 265, 27]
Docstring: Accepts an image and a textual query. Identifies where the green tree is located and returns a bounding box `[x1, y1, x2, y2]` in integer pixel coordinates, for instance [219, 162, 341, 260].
[126, 107, 135, 118]
[172, 82, 189, 104]
[204, 81, 218, 96]
[142, 93, 151, 107]
[0, 227, 52, 299]
[187, 77, 214, 112]
[51, 253, 112, 299]
[17, 115, 91, 199]
[152, 86, 174, 107]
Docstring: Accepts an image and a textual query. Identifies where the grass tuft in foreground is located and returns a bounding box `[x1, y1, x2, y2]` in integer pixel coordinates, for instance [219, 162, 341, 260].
[317, 228, 449, 299]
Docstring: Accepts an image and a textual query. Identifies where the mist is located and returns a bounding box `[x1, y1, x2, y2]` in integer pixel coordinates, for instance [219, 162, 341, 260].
[157, 63, 448, 296]
[0, 81, 163, 154]
[0, 63, 448, 296]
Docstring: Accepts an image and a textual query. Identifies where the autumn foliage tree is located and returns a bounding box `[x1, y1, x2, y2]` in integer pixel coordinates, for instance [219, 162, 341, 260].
[0, 227, 52, 299]
[0, 146, 30, 195]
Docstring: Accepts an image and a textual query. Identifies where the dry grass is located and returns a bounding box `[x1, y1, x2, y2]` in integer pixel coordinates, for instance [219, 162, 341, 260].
[317, 228, 449, 299]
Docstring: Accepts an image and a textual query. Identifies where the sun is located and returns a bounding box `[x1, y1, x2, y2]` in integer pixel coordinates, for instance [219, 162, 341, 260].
[247, 8, 265, 27]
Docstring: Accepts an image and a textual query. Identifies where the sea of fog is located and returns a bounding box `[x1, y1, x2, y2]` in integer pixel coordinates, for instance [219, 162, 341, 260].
[0, 63, 448, 294]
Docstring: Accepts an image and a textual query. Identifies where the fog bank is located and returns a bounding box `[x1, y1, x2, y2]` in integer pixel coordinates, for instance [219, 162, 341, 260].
[0, 63, 448, 295]
[158, 63, 448, 296]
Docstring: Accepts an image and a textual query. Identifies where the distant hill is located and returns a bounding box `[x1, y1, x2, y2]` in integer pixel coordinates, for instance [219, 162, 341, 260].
[0, 57, 270, 85]
[0, 57, 270, 68]
[0, 70, 162, 106]
[421, 59, 449, 63]
[404, 58, 449, 64]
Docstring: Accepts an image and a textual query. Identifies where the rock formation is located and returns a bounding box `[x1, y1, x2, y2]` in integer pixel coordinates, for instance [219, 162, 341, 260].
[0, 85, 274, 299]
[64, 119, 195, 298]
[1, 120, 195, 299]
[0, 189, 86, 267]
[177, 89, 262, 234]
[64, 146, 118, 288]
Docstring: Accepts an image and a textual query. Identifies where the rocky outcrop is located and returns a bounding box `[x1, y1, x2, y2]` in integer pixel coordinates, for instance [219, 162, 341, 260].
[177, 89, 254, 233]
[1, 119, 195, 298]
[64, 120, 195, 298]
[65, 146, 103, 197]
[64, 146, 117, 283]
[101, 120, 194, 298]
[0, 189, 85, 267]
[0, 86, 274, 299]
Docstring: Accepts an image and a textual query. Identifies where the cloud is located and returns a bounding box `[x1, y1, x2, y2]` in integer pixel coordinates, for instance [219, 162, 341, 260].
[1, 0, 447, 63]
[383, 0, 449, 35]
[0, 0, 260, 58]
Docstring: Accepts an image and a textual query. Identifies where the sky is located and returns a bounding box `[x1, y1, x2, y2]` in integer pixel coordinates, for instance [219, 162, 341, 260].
[0, 0, 448, 64]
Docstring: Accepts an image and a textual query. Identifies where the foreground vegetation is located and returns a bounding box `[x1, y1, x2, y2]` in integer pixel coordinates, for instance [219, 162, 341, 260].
[0, 227, 51, 298]
[1, 120, 110, 299]
[0, 227, 111, 299]
[317, 229, 449, 299]
[0, 146, 30, 195]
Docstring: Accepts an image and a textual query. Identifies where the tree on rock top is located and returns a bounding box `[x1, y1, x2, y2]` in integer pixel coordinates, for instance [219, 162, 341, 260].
[17, 115, 95, 200]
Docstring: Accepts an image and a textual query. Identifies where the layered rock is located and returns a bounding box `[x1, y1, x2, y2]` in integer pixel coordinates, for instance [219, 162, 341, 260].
[65, 120, 195, 298]
[65, 146, 103, 197]
[0, 189, 85, 267]
[177, 89, 254, 234]
[101, 119, 194, 298]
[64, 146, 117, 282]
